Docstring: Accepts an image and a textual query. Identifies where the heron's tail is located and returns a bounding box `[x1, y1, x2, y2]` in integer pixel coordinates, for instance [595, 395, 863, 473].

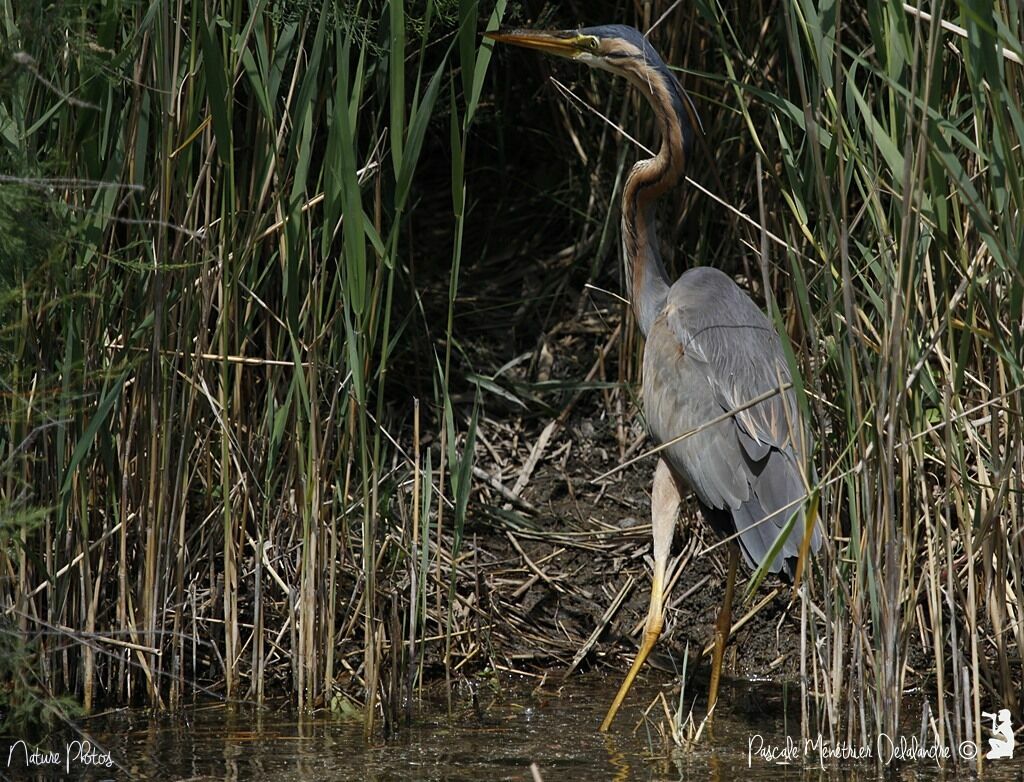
[701, 450, 822, 578]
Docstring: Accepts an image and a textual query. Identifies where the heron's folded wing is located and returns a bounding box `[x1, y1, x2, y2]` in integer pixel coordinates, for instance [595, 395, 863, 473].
[643, 277, 820, 570]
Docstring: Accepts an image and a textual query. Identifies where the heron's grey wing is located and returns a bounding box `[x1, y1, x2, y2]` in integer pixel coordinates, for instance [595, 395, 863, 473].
[642, 267, 821, 574]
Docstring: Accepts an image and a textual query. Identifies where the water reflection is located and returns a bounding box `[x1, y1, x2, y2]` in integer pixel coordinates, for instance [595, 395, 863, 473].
[10, 674, 1022, 781]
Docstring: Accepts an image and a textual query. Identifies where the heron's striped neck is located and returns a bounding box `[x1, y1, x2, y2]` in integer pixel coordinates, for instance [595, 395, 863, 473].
[621, 71, 689, 337]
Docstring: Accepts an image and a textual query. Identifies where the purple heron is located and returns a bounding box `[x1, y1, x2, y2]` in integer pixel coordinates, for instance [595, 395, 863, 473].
[485, 24, 823, 731]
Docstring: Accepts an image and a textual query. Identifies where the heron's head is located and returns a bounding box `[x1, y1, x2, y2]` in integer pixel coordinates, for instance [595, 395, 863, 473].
[485, 25, 663, 77]
[485, 24, 700, 138]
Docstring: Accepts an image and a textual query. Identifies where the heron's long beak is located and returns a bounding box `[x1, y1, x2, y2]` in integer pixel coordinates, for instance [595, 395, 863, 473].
[484, 29, 586, 59]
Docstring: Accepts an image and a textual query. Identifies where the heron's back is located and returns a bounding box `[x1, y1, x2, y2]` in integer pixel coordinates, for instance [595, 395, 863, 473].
[641, 267, 821, 574]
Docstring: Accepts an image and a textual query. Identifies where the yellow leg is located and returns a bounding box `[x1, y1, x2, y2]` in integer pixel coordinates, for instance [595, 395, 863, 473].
[601, 459, 679, 732]
[707, 541, 739, 719]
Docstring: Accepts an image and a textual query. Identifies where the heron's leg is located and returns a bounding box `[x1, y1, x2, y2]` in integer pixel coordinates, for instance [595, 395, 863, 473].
[600, 458, 679, 732]
[707, 541, 740, 719]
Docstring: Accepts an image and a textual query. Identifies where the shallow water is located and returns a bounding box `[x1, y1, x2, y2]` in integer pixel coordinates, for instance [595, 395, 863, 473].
[7, 674, 1022, 780]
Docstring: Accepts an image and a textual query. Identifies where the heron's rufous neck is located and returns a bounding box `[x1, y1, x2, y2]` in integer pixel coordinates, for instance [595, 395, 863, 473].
[620, 72, 688, 337]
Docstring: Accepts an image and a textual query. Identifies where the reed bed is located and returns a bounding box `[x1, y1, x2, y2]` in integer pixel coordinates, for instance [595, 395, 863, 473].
[1, 0, 1021, 762]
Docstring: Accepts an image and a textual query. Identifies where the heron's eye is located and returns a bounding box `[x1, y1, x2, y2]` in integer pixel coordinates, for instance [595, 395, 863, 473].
[586, 37, 600, 52]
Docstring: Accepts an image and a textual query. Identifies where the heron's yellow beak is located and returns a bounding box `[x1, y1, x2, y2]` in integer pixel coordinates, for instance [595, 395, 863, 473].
[484, 29, 591, 59]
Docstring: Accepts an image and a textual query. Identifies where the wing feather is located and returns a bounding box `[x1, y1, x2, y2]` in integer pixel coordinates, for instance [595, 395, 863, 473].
[641, 267, 820, 574]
